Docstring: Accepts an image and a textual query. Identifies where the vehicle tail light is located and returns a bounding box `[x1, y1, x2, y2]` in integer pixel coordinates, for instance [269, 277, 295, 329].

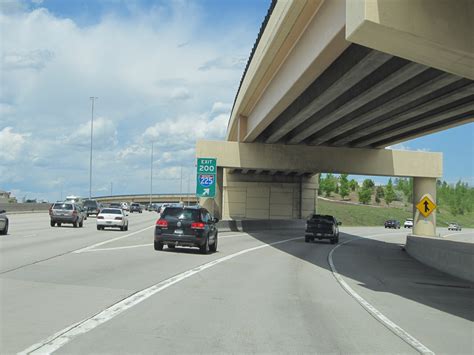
[156, 219, 168, 228]
[115, 217, 123, 220]
[97, 216, 104, 219]
[191, 222, 206, 230]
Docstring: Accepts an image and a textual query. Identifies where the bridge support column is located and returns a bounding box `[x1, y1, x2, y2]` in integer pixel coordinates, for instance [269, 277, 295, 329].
[412, 177, 437, 237]
[221, 171, 318, 220]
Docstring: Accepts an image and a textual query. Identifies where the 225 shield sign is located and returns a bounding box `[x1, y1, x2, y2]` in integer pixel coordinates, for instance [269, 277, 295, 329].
[196, 158, 216, 198]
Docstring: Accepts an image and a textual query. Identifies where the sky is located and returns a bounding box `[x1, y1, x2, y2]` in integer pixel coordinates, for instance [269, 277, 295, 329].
[0, 0, 473, 202]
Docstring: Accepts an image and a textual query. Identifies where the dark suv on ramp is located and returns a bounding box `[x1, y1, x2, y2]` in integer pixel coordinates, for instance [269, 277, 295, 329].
[84, 199, 101, 216]
[154, 206, 218, 254]
[305, 214, 340, 244]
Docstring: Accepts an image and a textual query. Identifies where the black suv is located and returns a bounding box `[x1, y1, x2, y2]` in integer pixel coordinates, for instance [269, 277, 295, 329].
[84, 199, 101, 216]
[384, 219, 400, 229]
[130, 203, 142, 213]
[305, 214, 341, 244]
[154, 206, 218, 254]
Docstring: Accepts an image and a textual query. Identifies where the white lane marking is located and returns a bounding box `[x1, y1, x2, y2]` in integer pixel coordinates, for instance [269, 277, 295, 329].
[329, 233, 435, 355]
[85, 243, 153, 252]
[20, 236, 302, 354]
[73, 225, 155, 253]
[220, 233, 247, 239]
[441, 231, 473, 239]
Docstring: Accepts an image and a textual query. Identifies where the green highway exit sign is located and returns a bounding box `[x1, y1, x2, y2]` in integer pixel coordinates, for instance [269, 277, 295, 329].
[196, 158, 217, 198]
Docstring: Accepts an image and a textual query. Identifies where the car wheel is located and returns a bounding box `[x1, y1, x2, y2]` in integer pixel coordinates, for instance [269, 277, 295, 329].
[210, 234, 218, 252]
[124, 224, 128, 231]
[154, 241, 163, 251]
[305, 236, 310, 243]
[0, 221, 8, 235]
[120, 226, 124, 231]
[79, 220, 83, 228]
[200, 237, 210, 254]
[58, 223, 61, 227]
[330, 238, 336, 244]
[50, 220, 55, 227]
[167, 244, 175, 249]
[97, 226, 101, 231]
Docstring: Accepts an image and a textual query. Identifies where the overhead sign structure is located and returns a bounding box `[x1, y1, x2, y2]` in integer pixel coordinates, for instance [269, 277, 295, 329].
[416, 195, 437, 218]
[196, 158, 217, 198]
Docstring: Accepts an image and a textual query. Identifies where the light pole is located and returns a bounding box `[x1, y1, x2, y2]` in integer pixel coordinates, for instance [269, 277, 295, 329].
[89, 96, 98, 199]
[150, 142, 154, 206]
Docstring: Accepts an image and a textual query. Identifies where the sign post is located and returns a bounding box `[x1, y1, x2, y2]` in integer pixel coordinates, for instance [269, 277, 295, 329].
[196, 158, 217, 198]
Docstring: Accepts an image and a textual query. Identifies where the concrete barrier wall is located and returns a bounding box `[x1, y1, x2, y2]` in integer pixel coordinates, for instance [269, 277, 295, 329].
[217, 219, 305, 232]
[0, 203, 50, 213]
[406, 235, 474, 282]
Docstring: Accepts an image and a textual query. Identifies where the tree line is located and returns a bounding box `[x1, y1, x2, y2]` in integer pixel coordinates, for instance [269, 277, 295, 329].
[318, 174, 473, 216]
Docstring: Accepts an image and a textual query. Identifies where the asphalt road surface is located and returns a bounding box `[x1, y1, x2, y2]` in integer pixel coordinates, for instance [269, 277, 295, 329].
[1, 213, 473, 354]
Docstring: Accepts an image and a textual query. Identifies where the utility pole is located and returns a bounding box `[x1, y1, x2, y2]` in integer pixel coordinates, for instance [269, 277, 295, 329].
[89, 96, 98, 199]
[180, 166, 183, 203]
[150, 142, 154, 206]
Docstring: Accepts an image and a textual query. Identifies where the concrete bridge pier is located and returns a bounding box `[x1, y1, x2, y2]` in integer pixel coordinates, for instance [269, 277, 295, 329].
[413, 177, 437, 237]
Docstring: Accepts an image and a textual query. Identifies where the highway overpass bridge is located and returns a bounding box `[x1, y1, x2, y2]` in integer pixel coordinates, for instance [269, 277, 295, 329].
[94, 194, 198, 205]
[196, 0, 473, 237]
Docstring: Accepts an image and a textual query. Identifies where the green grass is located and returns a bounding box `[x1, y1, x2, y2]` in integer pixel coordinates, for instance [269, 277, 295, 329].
[318, 198, 474, 228]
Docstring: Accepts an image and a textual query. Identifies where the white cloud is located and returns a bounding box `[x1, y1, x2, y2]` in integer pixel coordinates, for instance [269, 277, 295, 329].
[386, 143, 431, 152]
[0, 127, 30, 161]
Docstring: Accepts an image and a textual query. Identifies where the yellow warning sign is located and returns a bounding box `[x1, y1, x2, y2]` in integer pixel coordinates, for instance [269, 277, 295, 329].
[416, 196, 437, 218]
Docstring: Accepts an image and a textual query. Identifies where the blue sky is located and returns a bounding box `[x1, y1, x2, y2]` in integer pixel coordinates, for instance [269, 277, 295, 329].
[0, 0, 472, 202]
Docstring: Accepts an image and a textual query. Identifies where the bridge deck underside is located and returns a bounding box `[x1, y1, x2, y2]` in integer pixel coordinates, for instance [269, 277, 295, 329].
[255, 44, 473, 148]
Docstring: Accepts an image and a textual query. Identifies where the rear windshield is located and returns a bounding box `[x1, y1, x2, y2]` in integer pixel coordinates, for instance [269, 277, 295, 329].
[101, 209, 122, 214]
[84, 200, 98, 207]
[131, 203, 140, 207]
[53, 203, 73, 210]
[162, 207, 199, 221]
[310, 215, 333, 222]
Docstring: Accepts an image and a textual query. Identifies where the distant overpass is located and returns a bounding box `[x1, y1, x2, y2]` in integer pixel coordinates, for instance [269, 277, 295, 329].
[93, 194, 199, 205]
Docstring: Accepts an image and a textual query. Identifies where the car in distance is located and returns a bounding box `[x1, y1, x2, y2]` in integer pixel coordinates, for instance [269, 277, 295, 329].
[404, 218, 414, 228]
[0, 209, 9, 235]
[109, 202, 121, 209]
[83, 199, 101, 216]
[384, 219, 400, 229]
[130, 203, 142, 213]
[154, 206, 218, 254]
[97, 208, 129, 231]
[305, 214, 341, 244]
[121, 202, 130, 211]
[448, 223, 462, 231]
[49, 202, 85, 227]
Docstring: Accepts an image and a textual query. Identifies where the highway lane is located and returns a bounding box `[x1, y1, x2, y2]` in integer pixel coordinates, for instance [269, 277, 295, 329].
[0, 218, 472, 354]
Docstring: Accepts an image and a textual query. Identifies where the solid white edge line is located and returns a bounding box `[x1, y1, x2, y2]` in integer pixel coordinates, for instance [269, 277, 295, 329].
[441, 231, 473, 239]
[329, 232, 435, 355]
[73, 225, 155, 253]
[20, 236, 302, 354]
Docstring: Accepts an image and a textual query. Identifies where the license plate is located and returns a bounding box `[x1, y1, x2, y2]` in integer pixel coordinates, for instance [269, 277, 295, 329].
[316, 233, 322, 236]
[106, 221, 112, 224]
[174, 229, 183, 235]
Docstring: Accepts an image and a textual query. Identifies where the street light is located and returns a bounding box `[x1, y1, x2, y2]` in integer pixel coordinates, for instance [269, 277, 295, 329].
[150, 142, 154, 206]
[89, 96, 98, 199]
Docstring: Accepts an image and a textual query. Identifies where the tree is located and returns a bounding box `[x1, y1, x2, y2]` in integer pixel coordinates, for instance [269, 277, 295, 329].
[375, 186, 384, 204]
[358, 187, 372, 204]
[384, 178, 396, 205]
[339, 174, 350, 200]
[320, 174, 337, 197]
[362, 179, 375, 190]
[349, 179, 358, 191]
